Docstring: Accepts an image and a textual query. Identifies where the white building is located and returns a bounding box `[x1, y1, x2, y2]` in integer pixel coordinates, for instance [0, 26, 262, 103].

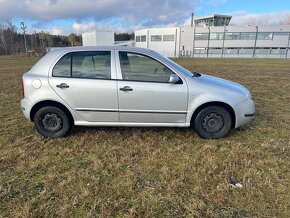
[82, 30, 114, 46]
[135, 25, 290, 59]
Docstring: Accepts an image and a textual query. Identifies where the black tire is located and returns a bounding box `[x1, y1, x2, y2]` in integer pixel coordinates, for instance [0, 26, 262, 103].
[34, 106, 72, 138]
[194, 106, 232, 139]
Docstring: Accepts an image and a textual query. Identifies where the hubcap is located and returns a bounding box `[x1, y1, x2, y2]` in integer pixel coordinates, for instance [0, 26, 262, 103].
[201, 112, 224, 134]
[41, 113, 63, 133]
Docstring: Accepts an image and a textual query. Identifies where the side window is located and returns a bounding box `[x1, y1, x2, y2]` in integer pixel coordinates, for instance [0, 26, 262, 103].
[52, 53, 71, 77]
[72, 51, 111, 79]
[119, 51, 174, 83]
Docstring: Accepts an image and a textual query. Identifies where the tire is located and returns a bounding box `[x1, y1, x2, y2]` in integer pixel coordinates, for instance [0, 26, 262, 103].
[194, 106, 232, 139]
[34, 106, 72, 138]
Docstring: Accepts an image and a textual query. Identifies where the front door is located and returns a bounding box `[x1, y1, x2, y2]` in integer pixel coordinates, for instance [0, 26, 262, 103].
[49, 51, 119, 122]
[117, 51, 188, 123]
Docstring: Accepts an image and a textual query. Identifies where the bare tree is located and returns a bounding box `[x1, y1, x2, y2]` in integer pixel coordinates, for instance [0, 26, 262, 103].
[0, 23, 15, 55]
[20, 22, 28, 54]
[68, 33, 77, 46]
[7, 21, 17, 54]
[261, 16, 271, 26]
[0, 25, 7, 55]
[39, 31, 46, 48]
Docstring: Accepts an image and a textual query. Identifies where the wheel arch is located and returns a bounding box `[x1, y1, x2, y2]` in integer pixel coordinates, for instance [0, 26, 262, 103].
[190, 101, 236, 128]
[30, 100, 74, 124]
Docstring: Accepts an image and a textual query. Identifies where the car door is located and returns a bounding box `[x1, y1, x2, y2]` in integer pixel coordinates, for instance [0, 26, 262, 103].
[48, 51, 119, 122]
[116, 51, 188, 124]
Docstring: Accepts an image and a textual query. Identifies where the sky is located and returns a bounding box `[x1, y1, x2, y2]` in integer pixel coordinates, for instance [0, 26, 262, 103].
[0, 0, 289, 35]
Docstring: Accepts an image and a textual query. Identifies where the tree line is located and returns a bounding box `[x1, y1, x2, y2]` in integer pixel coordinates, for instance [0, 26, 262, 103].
[0, 21, 134, 56]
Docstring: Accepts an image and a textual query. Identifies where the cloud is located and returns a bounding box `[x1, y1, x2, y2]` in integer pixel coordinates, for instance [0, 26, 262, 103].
[1, 0, 289, 36]
[229, 11, 290, 26]
[0, 0, 195, 26]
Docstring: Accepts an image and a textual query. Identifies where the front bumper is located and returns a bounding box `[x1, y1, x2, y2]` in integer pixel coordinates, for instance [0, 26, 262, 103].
[20, 98, 32, 120]
[234, 98, 255, 128]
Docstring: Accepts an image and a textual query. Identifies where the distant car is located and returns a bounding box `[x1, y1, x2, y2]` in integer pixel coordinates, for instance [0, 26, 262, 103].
[20, 46, 255, 139]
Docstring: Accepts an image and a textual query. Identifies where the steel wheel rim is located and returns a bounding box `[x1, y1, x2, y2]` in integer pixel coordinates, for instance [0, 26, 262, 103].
[40, 113, 63, 134]
[201, 112, 224, 134]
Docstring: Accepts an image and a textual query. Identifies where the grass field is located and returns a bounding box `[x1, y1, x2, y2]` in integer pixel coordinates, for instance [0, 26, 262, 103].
[0, 56, 290, 217]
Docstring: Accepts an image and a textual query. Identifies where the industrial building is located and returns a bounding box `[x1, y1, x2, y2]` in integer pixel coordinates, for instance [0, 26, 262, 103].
[134, 14, 290, 59]
[82, 30, 114, 46]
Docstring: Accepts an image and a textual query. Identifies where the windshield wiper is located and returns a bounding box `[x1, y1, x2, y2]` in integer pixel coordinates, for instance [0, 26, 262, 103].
[192, 72, 201, 77]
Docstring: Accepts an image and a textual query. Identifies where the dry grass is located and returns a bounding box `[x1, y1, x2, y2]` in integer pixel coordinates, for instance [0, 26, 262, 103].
[0, 56, 290, 217]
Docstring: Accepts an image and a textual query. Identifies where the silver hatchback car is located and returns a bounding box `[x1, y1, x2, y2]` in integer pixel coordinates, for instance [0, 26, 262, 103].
[21, 46, 255, 139]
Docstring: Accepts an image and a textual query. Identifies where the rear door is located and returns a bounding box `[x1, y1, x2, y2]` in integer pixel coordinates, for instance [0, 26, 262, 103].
[116, 51, 188, 124]
[48, 51, 119, 122]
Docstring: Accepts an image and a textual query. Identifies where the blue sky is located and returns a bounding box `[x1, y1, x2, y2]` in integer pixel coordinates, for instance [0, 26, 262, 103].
[0, 0, 289, 35]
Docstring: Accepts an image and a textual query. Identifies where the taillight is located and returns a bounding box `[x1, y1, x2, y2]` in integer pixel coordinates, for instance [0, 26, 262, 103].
[21, 79, 25, 98]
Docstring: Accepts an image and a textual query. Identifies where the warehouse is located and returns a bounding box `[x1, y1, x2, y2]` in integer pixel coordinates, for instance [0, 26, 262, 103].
[134, 14, 290, 59]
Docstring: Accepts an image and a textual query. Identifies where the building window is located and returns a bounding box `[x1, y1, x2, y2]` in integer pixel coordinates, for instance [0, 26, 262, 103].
[208, 48, 223, 54]
[210, 33, 224, 40]
[141, 35, 146, 42]
[271, 48, 287, 55]
[163, 35, 175, 41]
[195, 33, 209, 40]
[194, 48, 207, 54]
[239, 48, 254, 54]
[273, 32, 289, 36]
[255, 48, 270, 55]
[136, 36, 141, 42]
[257, 32, 273, 40]
[151, 35, 162, 42]
[225, 32, 240, 40]
[240, 32, 256, 40]
[224, 48, 239, 54]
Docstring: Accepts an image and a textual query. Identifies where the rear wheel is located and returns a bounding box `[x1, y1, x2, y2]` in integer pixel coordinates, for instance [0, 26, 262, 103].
[194, 106, 232, 139]
[34, 106, 71, 138]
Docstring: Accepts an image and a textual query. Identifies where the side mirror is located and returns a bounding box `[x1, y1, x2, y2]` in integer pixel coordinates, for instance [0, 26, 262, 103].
[168, 73, 180, 84]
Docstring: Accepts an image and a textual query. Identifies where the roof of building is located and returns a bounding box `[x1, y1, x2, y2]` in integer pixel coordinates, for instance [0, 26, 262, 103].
[194, 14, 232, 20]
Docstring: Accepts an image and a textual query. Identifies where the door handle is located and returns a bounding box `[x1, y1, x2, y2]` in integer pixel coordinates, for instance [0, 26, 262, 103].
[56, 83, 70, 89]
[119, 86, 133, 92]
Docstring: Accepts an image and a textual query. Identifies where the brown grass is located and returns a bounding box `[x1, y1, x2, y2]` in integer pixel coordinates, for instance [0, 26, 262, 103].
[0, 56, 290, 217]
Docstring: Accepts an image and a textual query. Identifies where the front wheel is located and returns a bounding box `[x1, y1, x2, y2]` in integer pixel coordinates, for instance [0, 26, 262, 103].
[34, 106, 72, 138]
[194, 106, 232, 139]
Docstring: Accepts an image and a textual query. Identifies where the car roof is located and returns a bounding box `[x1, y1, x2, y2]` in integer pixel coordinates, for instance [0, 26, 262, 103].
[50, 46, 156, 54]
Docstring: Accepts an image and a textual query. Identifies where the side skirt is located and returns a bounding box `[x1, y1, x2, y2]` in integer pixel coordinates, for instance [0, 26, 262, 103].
[74, 121, 190, 127]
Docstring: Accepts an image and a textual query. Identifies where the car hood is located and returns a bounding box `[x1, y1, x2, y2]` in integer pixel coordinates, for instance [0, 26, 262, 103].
[187, 74, 251, 101]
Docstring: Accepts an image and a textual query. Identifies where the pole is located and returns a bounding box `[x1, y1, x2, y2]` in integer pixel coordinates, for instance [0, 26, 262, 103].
[174, 28, 177, 57]
[253, 26, 258, 58]
[286, 32, 290, 59]
[179, 28, 182, 58]
[20, 22, 28, 54]
[222, 26, 226, 58]
[192, 27, 196, 58]
[207, 27, 210, 58]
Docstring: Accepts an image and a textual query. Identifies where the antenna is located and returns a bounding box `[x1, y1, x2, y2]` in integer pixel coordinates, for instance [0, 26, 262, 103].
[20, 22, 28, 54]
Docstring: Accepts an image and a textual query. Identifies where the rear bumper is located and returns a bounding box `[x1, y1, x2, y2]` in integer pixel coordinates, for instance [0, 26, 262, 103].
[20, 98, 32, 120]
[234, 98, 255, 128]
